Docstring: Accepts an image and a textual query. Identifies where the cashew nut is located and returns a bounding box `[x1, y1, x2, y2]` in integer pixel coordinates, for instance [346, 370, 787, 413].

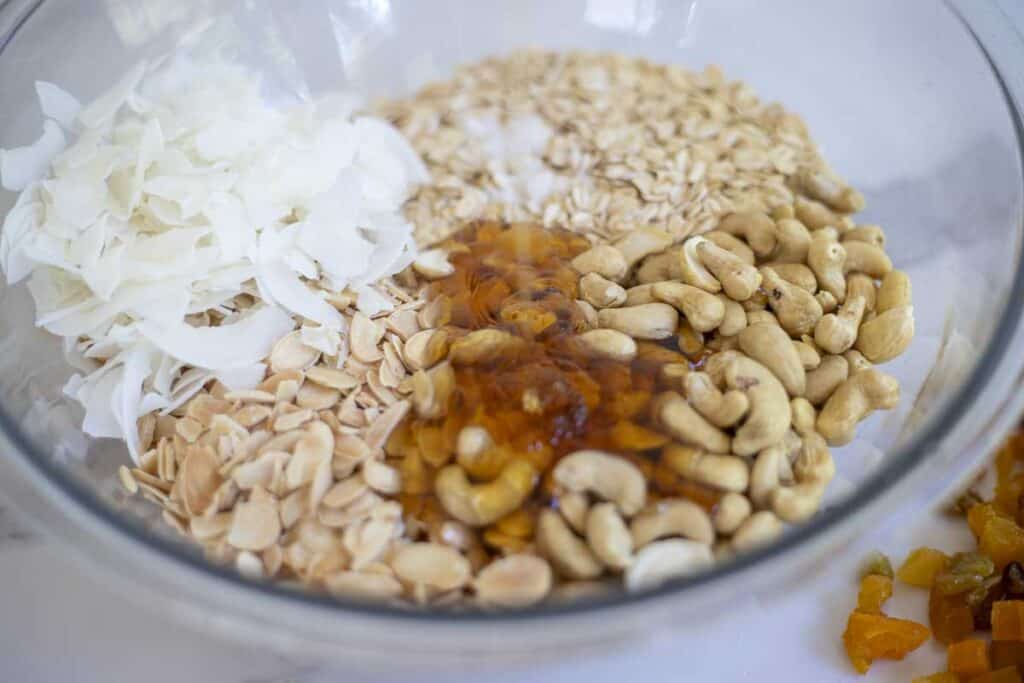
[473, 554, 553, 608]
[716, 211, 777, 258]
[704, 231, 755, 265]
[843, 349, 873, 374]
[745, 310, 779, 327]
[770, 483, 824, 523]
[804, 354, 849, 406]
[723, 356, 792, 457]
[843, 224, 886, 248]
[717, 295, 748, 336]
[652, 281, 725, 332]
[636, 249, 682, 284]
[793, 340, 821, 370]
[790, 397, 817, 437]
[536, 508, 603, 580]
[761, 267, 823, 336]
[449, 329, 524, 365]
[579, 273, 627, 308]
[552, 450, 647, 516]
[661, 444, 749, 492]
[655, 392, 732, 453]
[798, 169, 865, 213]
[761, 262, 817, 294]
[612, 227, 673, 267]
[807, 231, 846, 301]
[846, 273, 877, 313]
[815, 290, 838, 315]
[411, 361, 455, 419]
[773, 218, 811, 263]
[842, 241, 892, 278]
[794, 196, 839, 231]
[749, 445, 787, 508]
[876, 269, 912, 313]
[773, 204, 796, 221]
[793, 432, 835, 485]
[630, 498, 715, 548]
[678, 236, 722, 292]
[817, 369, 900, 446]
[737, 323, 806, 396]
[659, 363, 691, 391]
[585, 502, 633, 570]
[435, 459, 538, 527]
[712, 492, 752, 535]
[623, 539, 713, 592]
[855, 305, 914, 363]
[675, 319, 705, 359]
[731, 511, 783, 552]
[624, 283, 657, 306]
[683, 372, 749, 428]
[456, 425, 494, 466]
[578, 328, 638, 362]
[558, 491, 590, 534]
[570, 244, 628, 281]
[696, 239, 762, 301]
[814, 294, 866, 355]
[597, 303, 679, 340]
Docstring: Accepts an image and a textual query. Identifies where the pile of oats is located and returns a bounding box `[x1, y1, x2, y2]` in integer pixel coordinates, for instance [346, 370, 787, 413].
[380, 50, 833, 247]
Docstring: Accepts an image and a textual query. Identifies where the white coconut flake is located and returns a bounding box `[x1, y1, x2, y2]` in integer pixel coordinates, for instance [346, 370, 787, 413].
[0, 57, 426, 456]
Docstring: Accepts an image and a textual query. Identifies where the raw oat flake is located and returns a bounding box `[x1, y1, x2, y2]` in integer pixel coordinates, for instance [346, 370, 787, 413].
[0, 56, 427, 458]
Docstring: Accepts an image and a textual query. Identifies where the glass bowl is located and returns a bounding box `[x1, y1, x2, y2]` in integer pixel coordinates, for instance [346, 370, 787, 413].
[1, 0, 1024, 667]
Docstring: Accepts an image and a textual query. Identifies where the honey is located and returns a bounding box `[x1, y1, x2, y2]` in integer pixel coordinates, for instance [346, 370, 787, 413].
[388, 221, 723, 530]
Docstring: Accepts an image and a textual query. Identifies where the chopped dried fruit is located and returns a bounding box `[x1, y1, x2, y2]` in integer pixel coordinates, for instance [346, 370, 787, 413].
[968, 575, 1005, 630]
[993, 601, 1024, 641]
[948, 639, 991, 676]
[991, 640, 1024, 670]
[1005, 563, 1024, 600]
[911, 674, 961, 683]
[900, 547, 950, 588]
[935, 553, 997, 596]
[971, 504, 1005, 540]
[931, 587, 977, 645]
[980, 516, 1024, 570]
[970, 667, 1024, 683]
[843, 611, 930, 674]
[860, 551, 895, 580]
[857, 574, 894, 614]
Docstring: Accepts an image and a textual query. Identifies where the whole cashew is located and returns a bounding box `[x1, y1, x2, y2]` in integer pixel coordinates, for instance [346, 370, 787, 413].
[737, 322, 806, 397]
[678, 236, 722, 292]
[652, 281, 726, 332]
[773, 205, 796, 220]
[814, 294, 867, 354]
[716, 211, 777, 258]
[570, 244, 629, 281]
[846, 273, 877, 313]
[636, 249, 683, 284]
[449, 329, 524, 365]
[770, 483, 825, 523]
[661, 443, 750, 492]
[557, 490, 590, 534]
[807, 231, 847, 301]
[876, 269, 912, 312]
[655, 392, 732, 453]
[585, 502, 634, 570]
[746, 310, 779, 327]
[704, 231, 755, 265]
[717, 295, 748, 336]
[731, 511, 783, 552]
[579, 272, 627, 309]
[804, 354, 849, 406]
[843, 224, 886, 248]
[597, 303, 679, 340]
[683, 372, 750, 428]
[697, 239, 762, 301]
[793, 340, 821, 370]
[843, 349, 873, 374]
[575, 299, 599, 329]
[623, 539, 713, 592]
[630, 498, 715, 547]
[842, 241, 893, 279]
[817, 369, 900, 446]
[749, 445, 787, 508]
[790, 397, 817, 437]
[435, 459, 538, 527]
[855, 305, 914, 363]
[815, 290, 838, 315]
[793, 432, 835, 485]
[794, 196, 840, 231]
[578, 328, 638, 362]
[773, 218, 812, 263]
[624, 283, 657, 306]
[797, 169, 865, 213]
[456, 427, 508, 480]
[612, 227, 673, 267]
[724, 356, 792, 457]
[552, 450, 647, 516]
[536, 508, 603, 580]
[676, 319, 706, 359]
[761, 262, 818, 294]
[712, 492, 752, 534]
[761, 267, 823, 336]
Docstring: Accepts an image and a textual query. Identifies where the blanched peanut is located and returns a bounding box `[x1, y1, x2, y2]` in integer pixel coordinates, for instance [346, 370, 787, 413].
[704, 231, 755, 265]
[652, 281, 725, 332]
[793, 340, 821, 370]
[790, 397, 817, 437]
[579, 273, 627, 308]
[578, 328, 638, 361]
[737, 323, 806, 397]
[570, 244, 628, 281]
[842, 241, 892, 278]
[846, 273, 877, 313]
[731, 510, 783, 552]
[612, 227, 673, 267]
[843, 224, 886, 248]
[684, 372, 749, 428]
[773, 218, 812, 263]
[814, 294, 866, 355]
[435, 459, 538, 527]
[761, 267, 823, 336]
[697, 239, 762, 301]
[724, 356, 792, 457]
[876, 269, 912, 312]
[585, 503, 633, 570]
[855, 305, 914, 363]
[717, 295, 747, 336]
[807, 231, 846, 301]
[656, 392, 732, 453]
[712, 492, 752, 534]
[630, 498, 715, 547]
[536, 508, 603, 580]
[804, 354, 849, 406]
[597, 303, 678, 340]
[661, 444, 749, 492]
[716, 211, 777, 258]
[817, 369, 900, 446]
[623, 539, 713, 592]
[553, 450, 647, 516]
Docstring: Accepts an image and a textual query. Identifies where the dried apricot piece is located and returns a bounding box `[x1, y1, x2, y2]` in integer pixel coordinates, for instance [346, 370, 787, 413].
[970, 667, 1024, 683]
[857, 574, 894, 614]
[842, 611, 930, 674]
[911, 674, 961, 683]
[980, 516, 1024, 570]
[991, 640, 1024, 669]
[930, 587, 977, 645]
[899, 547, 950, 588]
[971, 504, 1006, 540]
[993, 601, 1024, 641]
[948, 639, 991, 677]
